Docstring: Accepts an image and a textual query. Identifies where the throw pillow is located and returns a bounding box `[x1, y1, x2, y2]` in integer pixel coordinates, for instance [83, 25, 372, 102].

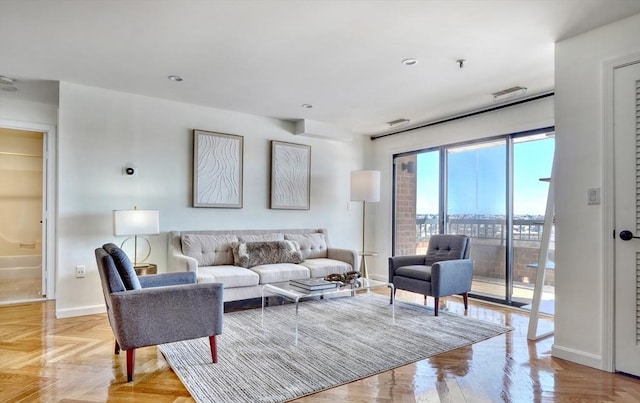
[231, 240, 304, 268]
[284, 233, 328, 259]
[102, 243, 142, 290]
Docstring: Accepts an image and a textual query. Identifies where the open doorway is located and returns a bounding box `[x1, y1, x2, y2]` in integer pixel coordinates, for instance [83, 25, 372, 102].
[0, 123, 55, 304]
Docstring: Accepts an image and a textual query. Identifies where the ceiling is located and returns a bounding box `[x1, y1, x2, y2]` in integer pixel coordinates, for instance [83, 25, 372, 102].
[1, 0, 639, 137]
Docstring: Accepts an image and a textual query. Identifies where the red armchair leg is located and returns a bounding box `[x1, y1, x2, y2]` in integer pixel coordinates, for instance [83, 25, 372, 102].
[209, 335, 218, 363]
[115, 340, 120, 355]
[434, 297, 439, 316]
[463, 292, 469, 310]
[126, 349, 135, 382]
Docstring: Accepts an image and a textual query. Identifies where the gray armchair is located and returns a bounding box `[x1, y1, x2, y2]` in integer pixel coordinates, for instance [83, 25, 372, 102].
[95, 243, 223, 382]
[388, 234, 473, 316]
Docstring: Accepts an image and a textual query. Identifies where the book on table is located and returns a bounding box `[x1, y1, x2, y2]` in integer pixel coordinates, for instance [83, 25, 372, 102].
[289, 278, 338, 291]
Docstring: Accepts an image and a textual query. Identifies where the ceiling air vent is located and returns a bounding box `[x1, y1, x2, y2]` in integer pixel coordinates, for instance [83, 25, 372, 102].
[492, 86, 527, 102]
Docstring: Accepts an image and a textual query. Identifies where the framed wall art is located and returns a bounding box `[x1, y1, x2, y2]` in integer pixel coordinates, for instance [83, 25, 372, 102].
[270, 140, 311, 210]
[193, 129, 243, 208]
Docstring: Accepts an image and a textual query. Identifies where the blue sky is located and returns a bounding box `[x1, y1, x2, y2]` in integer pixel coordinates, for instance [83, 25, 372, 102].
[416, 137, 555, 216]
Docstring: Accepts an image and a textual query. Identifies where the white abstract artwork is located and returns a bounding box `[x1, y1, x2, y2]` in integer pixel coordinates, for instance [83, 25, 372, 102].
[193, 130, 243, 208]
[270, 141, 311, 210]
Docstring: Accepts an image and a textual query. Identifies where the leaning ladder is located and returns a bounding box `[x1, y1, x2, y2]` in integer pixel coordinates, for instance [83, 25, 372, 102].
[527, 152, 555, 341]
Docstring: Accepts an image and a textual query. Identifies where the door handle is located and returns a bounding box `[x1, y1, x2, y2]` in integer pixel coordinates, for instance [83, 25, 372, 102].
[619, 230, 640, 241]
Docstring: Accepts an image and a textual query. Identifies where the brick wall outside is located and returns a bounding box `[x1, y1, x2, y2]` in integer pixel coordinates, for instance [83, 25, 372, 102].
[394, 155, 417, 256]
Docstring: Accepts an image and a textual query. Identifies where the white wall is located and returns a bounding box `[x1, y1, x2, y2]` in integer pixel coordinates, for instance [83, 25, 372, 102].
[0, 98, 58, 126]
[553, 13, 640, 370]
[367, 96, 555, 279]
[56, 82, 364, 317]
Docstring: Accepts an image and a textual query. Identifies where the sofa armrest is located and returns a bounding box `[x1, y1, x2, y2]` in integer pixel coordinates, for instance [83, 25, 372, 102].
[327, 248, 357, 269]
[430, 259, 474, 297]
[167, 231, 198, 273]
[138, 272, 197, 288]
[109, 282, 223, 350]
[388, 255, 427, 281]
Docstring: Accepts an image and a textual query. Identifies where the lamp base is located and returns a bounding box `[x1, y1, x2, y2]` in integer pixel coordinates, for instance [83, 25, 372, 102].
[120, 236, 152, 266]
[133, 263, 157, 275]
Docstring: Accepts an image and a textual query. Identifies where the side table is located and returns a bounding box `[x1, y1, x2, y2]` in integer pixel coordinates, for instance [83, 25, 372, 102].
[134, 263, 157, 276]
[358, 251, 378, 280]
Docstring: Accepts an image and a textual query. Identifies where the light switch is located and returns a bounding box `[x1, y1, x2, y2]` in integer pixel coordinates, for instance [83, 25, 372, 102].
[587, 187, 600, 205]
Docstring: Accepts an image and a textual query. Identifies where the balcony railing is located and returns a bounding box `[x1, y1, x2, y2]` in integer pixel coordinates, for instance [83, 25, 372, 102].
[416, 215, 549, 242]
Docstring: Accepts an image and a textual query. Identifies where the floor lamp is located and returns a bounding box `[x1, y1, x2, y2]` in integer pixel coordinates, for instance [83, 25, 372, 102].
[113, 208, 160, 268]
[350, 170, 380, 279]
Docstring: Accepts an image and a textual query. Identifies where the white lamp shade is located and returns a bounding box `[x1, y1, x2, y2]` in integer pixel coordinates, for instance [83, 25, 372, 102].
[113, 209, 160, 236]
[350, 170, 380, 202]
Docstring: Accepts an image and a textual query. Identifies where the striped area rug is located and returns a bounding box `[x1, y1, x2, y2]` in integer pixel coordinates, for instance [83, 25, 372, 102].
[159, 293, 511, 403]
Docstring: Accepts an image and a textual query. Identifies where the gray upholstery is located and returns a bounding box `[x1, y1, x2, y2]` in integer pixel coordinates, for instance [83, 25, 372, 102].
[95, 243, 223, 381]
[389, 235, 473, 316]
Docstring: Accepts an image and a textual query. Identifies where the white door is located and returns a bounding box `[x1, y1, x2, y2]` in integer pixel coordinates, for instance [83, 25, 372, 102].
[614, 61, 640, 376]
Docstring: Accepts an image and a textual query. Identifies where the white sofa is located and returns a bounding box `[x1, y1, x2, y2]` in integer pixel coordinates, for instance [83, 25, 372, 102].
[168, 228, 357, 302]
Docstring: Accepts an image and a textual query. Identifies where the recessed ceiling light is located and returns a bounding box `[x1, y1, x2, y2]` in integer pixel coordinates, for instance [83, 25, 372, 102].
[168, 75, 183, 82]
[401, 59, 418, 66]
[301, 104, 313, 109]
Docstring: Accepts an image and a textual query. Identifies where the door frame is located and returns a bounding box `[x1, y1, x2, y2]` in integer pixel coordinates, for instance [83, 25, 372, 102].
[0, 118, 56, 300]
[601, 52, 640, 372]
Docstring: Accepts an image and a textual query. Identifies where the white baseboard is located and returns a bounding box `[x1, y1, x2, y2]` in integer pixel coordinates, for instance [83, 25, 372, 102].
[56, 304, 106, 318]
[551, 344, 607, 371]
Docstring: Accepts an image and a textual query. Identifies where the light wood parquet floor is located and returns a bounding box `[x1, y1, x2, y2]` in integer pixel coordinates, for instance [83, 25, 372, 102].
[1, 290, 639, 402]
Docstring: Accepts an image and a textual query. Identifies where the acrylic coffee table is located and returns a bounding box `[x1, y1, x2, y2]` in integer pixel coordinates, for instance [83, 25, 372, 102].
[261, 278, 395, 344]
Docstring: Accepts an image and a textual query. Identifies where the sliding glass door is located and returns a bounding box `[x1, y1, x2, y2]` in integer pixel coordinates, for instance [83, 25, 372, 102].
[393, 150, 440, 256]
[446, 140, 507, 301]
[512, 134, 555, 308]
[392, 128, 555, 306]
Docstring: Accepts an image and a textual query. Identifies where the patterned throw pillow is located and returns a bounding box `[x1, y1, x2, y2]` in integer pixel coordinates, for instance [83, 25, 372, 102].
[231, 241, 304, 268]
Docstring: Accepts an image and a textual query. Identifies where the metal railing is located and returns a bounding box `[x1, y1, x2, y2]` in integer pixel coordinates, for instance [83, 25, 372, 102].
[416, 215, 548, 241]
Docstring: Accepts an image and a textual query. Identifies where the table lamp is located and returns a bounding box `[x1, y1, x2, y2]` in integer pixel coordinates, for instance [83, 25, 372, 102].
[113, 207, 160, 267]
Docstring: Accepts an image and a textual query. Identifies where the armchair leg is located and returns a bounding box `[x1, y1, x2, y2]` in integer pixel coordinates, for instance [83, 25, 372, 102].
[126, 349, 135, 382]
[424, 295, 427, 306]
[209, 335, 218, 363]
[434, 297, 439, 316]
[390, 287, 396, 305]
[115, 340, 120, 355]
[462, 292, 469, 310]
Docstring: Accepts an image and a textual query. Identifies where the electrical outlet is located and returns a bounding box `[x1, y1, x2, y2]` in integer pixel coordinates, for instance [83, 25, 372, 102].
[76, 265, 86, 278]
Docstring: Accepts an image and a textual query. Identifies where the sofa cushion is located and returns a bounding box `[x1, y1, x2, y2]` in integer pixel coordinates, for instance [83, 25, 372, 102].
[182, 234, 238, 266]
[196, 265, 259, 288]
[238, 233, 285, 242]
[102, 243, 141, 290]
[249, 263, 309, 284]
[299, 258, 352, 278]
[395, 265, 432, 282]
[231, 240, 304, 268]
[284, 233, 328, 259]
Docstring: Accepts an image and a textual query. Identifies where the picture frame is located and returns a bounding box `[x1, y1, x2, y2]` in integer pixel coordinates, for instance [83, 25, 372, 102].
[270, 140, 311, 210]
[193, 130, 243, 208]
